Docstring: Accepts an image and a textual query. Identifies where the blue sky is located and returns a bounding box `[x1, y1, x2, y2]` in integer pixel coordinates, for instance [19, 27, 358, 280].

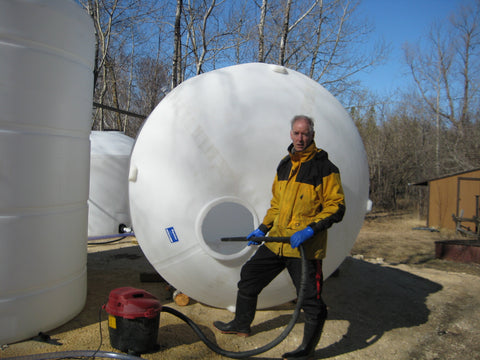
[354, 0, 473, 95]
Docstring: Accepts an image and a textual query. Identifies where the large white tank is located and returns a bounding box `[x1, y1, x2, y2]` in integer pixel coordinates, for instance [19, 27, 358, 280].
[89, 131, 135, 237]
[128, 63, 369, 310]
[0, 0, 94, 344]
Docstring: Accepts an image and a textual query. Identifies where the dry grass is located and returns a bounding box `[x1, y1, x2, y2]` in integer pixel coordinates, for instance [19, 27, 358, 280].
[352, 212, 480, 276]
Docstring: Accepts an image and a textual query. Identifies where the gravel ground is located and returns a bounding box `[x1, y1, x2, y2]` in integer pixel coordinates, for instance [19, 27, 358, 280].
[2, 214, 480, 360]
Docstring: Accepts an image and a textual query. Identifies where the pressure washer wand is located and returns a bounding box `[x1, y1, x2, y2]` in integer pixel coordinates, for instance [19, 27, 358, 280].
[220, 236, 291, 243]
[162, 236, 308, 359]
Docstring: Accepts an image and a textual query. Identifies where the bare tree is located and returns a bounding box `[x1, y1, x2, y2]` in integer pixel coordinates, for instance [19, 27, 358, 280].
[278, 0, 292, 65]
[227, 1, 254, 63]
[78, 0, 165, 132]
[257, 0, 268, 62]
[76, 0, 387, 136]
[404, 2, 480, 171]
[307, 0, 386, 96]
[278, 0, 319, 65]
[250, 0, 386, 98]
[172, 0, 183, 88]
[85, 0, 119, 130]
[184, 0, 220, 75]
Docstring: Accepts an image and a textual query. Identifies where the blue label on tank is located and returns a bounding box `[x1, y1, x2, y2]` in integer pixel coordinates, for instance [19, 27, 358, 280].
[165, 227, 179, 243]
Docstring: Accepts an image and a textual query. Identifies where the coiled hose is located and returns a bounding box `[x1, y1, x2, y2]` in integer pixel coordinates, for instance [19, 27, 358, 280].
[4, 238, 307, 360]
[162, 237, 307, 359]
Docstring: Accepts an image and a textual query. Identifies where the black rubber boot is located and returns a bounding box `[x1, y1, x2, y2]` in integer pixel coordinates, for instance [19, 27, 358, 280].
[282, 317, 326, 360]
[213, 293, 257, 337]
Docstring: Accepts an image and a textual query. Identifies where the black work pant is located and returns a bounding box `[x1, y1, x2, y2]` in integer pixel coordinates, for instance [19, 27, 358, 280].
[237, 245, 327, 324]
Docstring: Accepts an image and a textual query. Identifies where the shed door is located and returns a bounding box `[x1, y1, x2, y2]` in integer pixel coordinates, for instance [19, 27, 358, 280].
[457, 177, 480, 219]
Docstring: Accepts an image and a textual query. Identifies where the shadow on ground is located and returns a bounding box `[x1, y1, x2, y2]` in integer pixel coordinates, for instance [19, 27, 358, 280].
[42, 246, 442, 359]
[207, 256, 444, 360]
[316, 257, 443, 358]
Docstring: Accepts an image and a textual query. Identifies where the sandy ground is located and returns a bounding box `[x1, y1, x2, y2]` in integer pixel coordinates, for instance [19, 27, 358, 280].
[2, 213, 480, 360]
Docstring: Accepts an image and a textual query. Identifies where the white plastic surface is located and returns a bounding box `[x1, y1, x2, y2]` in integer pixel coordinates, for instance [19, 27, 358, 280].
[129, 63, 369, 310]
[0, 0, 94, 344]
[89, 131, 135, 237]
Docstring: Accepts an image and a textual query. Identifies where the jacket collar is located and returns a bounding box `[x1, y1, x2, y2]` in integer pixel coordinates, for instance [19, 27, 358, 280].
[288, 141, 318, 162]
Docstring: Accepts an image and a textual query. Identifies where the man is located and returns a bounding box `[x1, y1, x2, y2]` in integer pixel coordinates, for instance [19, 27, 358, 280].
[213, 115, 346, 360]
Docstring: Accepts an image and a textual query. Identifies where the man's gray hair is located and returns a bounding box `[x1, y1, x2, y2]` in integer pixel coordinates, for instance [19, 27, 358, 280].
[291, 115, 314, 134]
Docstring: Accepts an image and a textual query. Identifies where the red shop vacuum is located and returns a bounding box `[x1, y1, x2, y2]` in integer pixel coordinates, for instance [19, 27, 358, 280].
[104, 287, 161, 355]
[102, 238, 309, 359]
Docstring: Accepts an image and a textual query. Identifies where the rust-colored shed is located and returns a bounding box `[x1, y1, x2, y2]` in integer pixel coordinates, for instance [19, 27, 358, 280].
[413, 168, 480, 231]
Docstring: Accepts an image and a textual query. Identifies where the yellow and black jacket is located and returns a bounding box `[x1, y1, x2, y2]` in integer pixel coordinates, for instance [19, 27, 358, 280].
[258, 141, 345, 260]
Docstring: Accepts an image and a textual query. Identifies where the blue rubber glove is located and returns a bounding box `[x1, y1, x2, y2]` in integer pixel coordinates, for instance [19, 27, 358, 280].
[290, 226, 314, 248]
[246, 228, 265, 246]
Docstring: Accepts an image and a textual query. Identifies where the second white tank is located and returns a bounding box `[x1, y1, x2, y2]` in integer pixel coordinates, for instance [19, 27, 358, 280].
[89, 131, 135, 237]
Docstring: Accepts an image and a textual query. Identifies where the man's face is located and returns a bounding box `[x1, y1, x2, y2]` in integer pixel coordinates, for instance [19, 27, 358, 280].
[290, 119, 314, 152]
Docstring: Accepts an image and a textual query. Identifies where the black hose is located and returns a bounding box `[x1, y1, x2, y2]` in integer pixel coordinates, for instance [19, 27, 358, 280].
[5, 239, 306, 360]
[88, 236, 128, 245]
[162, 238, 308, 359]
[2, 350, 144, 360]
